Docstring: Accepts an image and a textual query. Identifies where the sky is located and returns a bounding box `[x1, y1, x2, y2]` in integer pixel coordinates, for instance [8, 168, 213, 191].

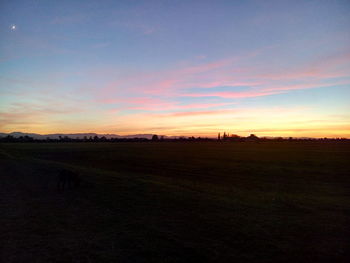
[0, 0, 350, 138]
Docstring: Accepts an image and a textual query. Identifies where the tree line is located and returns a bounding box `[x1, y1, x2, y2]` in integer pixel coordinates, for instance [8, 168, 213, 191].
[0, 133, 348, 143]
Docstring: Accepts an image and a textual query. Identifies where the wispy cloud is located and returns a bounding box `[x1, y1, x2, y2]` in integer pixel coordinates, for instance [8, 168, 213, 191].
[0, 99, 88, 132]
[95, 105, 350, 137]
[97, 47, 350, 103]
[182, 89, 283, 99]
[156, 109, 239, 117]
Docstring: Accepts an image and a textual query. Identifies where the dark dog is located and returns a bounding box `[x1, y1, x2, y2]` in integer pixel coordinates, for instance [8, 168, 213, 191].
[57, 169, 81, 191]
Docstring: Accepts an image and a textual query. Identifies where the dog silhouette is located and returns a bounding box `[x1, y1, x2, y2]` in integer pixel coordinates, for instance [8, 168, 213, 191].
[57, 169, 81, 191]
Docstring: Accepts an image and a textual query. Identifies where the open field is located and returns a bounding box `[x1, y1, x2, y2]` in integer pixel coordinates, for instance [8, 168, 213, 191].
[1, 141, 349, 262]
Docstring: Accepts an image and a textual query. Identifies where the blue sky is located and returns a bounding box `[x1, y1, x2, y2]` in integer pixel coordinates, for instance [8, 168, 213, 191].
[1, 0, 350, 137]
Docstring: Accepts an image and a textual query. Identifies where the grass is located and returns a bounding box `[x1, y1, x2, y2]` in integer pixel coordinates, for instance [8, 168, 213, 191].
[0, 141, 349, 262]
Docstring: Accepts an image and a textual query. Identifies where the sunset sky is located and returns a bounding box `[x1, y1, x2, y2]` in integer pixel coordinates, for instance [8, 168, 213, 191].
[1, 0, 349, 137]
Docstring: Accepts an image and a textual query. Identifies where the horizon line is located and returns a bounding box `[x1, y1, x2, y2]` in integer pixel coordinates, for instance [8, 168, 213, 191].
[1, 131, 350, 140]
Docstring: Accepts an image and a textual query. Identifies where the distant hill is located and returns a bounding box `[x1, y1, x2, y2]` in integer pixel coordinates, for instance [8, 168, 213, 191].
[0, 132, 170, 140]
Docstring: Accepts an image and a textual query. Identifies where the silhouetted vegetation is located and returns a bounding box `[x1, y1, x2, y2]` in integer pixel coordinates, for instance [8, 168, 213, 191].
[0, 133, 349, 143]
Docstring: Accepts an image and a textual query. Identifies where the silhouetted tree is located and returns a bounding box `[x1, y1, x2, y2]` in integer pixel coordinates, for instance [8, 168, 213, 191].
[247, 134, 259, 141]
[152, 135, 159, 141]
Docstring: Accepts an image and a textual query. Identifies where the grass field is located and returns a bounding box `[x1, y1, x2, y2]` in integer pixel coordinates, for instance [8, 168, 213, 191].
[0, 141, 349, 262]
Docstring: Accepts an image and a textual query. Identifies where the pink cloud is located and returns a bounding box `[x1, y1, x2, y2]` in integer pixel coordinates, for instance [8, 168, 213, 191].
[102, 96, 235, 112]
[129, 102, 234, 111]
[182, 78, 350, 99]
[182, 90, 284, 99]
[97, 54, 243, 97]
[0, 102, 82, 130]
[92, 47, 350, 114]
[156, 109, 240, 117]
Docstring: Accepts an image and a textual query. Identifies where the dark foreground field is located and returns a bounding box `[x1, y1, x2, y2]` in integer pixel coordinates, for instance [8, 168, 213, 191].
[0, 141, 349, 262]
